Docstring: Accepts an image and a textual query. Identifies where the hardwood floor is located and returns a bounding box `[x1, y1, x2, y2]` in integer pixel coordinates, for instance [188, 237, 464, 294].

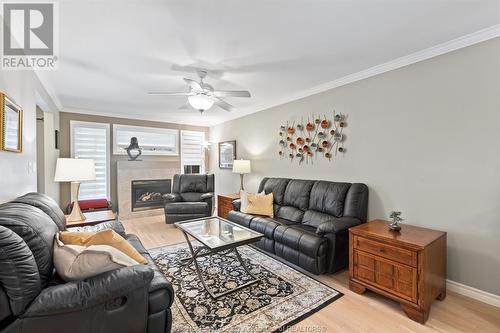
[122, 216, 500, 333]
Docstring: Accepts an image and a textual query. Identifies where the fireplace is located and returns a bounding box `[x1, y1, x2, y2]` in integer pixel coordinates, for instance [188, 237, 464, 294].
[131, 179, 171, 212]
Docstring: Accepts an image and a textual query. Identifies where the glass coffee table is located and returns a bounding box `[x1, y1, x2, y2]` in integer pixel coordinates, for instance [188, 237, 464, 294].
[175, 217, 263, 299]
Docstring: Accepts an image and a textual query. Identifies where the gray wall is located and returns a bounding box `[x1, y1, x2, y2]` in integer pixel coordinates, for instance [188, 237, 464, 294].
[209, 38, 500, 295]
[59, 112, 209, 210]
[0, 67, 59, 203]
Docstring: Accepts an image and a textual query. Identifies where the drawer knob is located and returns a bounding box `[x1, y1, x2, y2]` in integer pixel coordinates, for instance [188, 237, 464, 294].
[378, 248, 385, 253]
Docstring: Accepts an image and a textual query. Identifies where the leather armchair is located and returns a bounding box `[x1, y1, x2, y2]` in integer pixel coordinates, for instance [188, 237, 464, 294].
[0, 193, 173, 333]
[163, 174, 214, 224]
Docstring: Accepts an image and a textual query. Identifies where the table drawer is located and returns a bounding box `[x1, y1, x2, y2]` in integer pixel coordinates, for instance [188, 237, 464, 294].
[354, 236, 417, 267]
[353, 250, 418, 303]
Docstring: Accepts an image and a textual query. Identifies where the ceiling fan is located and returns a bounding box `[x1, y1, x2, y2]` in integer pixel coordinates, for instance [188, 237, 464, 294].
[148, 70, 251, 113]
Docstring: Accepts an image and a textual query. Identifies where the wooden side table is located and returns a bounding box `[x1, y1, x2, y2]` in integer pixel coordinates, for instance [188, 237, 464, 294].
[349, 220, 446, 324]
[65, 210, 117, 228]
[217, 193, 240, 219]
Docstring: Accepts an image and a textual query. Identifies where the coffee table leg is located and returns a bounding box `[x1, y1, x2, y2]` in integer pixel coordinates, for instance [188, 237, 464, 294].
[233, 247, 259, 281]
[180, 230, 218, 299]
[179, 231, 260, 299]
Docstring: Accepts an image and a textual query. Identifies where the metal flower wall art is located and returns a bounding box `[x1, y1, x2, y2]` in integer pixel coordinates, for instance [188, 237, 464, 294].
[278, 111, 347, 164]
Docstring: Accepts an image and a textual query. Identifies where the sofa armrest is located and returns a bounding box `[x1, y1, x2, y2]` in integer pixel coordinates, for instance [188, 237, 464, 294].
[23, 265, 153, 317]
[200, 192, 214, 201]
[67, 220, 126, 238]
[316, 217, 362, 235]
[163, 193, 182, 203]
[232, 199, 241, 212]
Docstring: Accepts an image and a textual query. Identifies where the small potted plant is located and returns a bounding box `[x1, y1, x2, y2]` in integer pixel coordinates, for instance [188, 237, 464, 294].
[389, 211, 403, 232]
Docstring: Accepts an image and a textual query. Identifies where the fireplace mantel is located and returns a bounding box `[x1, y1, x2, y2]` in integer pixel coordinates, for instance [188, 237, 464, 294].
[117, 161, 179, 219]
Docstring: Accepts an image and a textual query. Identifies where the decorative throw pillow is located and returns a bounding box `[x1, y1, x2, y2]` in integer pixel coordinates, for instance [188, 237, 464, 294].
[240, 190, 266, 213]
[246, 192, 274, 217]
[59, 229, 147, 264]
[53, 233, 139, 281]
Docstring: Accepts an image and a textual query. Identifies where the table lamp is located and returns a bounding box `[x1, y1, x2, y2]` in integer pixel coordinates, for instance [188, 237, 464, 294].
[54, 158, 96, 222]
[232, 159, 251, 191]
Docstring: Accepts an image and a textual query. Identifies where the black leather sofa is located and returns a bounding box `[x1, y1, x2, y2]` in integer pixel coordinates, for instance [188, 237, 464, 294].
[163, 174, 214, 224]
[0, 193, 174, 333]
[228, 178, 368, 274]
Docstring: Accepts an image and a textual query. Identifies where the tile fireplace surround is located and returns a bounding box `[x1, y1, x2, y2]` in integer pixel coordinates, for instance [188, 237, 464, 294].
[117, 160, 179, 219]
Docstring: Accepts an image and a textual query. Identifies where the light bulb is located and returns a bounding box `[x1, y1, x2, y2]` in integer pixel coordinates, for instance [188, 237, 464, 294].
[188, 94, 214, 112]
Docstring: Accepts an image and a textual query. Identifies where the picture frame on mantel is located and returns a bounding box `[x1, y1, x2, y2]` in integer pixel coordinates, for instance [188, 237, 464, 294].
[219, 140, 236, 169]
[0, 93, 23, 153]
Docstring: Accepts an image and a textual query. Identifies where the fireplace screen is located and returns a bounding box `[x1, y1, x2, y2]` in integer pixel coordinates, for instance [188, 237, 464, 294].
[131, 179, 171, 211]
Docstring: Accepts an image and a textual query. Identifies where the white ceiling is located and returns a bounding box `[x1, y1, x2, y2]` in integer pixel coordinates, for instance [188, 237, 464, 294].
[39, 0, 500, 126]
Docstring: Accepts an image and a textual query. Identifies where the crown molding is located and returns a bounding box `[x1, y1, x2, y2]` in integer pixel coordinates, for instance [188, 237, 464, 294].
[61, 107, 212, 127]
[447, 279, 500, 308]
[216, 24, 500, 126]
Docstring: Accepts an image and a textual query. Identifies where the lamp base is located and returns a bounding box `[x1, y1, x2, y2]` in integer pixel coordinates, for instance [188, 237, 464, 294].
[240, 174, 245, 191]
[67, 182, 86, 222]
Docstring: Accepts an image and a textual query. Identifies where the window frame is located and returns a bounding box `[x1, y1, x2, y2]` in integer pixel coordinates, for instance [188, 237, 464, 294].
[70, 120, 111, 200]
[112, 124, 179, 156]
[180, 130, 206, 174]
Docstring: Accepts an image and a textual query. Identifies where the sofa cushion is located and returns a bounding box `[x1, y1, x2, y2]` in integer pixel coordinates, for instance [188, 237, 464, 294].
[53, 233, 139, 282]
[271, 217, 298, 226]
[302, 209, 336, 228]
[246, 193, 274, 217]
[179, 174, 207, 193]
[249, 217, 280, 238]
[0, 203, 58, 287]
[276, 205, 305, 223]
[344, 183, 369, 221]
[309, 181, 351, 217]
[258, 178, 290, 205]
[227, 211, 255, 228]
[0, 225, 41, 316]
[60, 229, 147, 264]
[180, 192, 203, 202]
[273, 224, 328, 258]
[12, 192, 66, 230]
[165, 202, 208, 215]
[283, 180, 314, 211]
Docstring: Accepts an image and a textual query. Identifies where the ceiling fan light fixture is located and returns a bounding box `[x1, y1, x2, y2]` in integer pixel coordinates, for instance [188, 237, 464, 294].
[188, 94, 214, 112]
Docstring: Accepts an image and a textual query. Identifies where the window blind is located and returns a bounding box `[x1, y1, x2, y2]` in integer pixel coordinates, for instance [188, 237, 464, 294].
[71, 121, 109, 200]
[181, 131, 205, 174]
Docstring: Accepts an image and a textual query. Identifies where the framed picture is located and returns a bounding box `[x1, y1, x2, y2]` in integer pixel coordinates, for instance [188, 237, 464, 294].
[219, 140, 236, 169]
[0, 93, 23, 153]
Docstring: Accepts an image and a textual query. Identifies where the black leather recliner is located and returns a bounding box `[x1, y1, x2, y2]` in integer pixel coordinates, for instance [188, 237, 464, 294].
[0, 193, 174, 333]
[228, 178, 368, 275]
[163, 174, 214, 224]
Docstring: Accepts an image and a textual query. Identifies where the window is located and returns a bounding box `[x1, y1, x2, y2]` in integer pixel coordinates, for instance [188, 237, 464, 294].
[181, 130, 205, 174]
[113, 124, 178, 156]
[70, 121, 110, 200]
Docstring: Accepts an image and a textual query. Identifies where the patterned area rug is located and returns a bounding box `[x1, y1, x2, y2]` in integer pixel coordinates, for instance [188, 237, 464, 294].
[149, 243, 342, 333]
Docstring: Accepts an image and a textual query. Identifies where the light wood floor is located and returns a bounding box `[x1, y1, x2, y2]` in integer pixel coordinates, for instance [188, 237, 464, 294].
[122, 215, 500, 333]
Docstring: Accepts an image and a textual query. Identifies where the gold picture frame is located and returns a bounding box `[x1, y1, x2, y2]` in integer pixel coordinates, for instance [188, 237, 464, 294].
[0, 93, 23, 153]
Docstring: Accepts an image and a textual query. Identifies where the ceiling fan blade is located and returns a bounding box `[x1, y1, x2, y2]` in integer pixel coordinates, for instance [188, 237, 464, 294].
[183, 78, 203, 92]
[213, 90, 251, 98]
[148, 91, 191, 96]
[214, 98, 235, 112]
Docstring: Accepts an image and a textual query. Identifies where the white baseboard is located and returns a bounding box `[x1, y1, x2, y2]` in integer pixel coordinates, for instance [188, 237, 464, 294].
[447, 279, 500, 308]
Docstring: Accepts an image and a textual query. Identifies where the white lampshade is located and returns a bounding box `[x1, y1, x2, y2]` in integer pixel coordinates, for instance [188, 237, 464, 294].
[54, 158, 96, 182]
[233, 159, 251, 174]
[188, 94, 214, 111]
